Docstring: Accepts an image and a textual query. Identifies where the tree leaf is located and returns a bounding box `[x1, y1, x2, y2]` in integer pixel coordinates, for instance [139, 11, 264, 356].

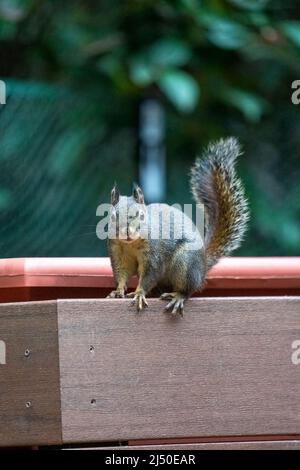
[221, 88, 268, 122]
[158, 70, 200, 113]
[281, 21, 300, 48]
[146, 38, 192, 67]
[129, 58, 156, 86]
[129, 38, 192, 86]
[206, 19, 251, 50]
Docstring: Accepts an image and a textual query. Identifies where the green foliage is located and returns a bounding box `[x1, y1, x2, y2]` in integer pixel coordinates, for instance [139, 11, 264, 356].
[281, 21, 300, 47]
[0, 0, 300, 256]
[159, 70, 200, 112]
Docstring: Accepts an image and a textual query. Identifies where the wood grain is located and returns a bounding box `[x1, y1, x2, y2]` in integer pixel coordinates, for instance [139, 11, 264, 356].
[57, 296, 300, 444]
[70, 440, 300, 450]
[0, 301, 62, 447]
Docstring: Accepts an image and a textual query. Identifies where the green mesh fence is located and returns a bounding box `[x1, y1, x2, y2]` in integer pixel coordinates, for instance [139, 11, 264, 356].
[0, 80, 299, 258]
[0, 80, 135, 257]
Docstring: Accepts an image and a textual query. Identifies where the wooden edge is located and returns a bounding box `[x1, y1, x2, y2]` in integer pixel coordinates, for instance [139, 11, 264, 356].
[65, 440, 300, 450]
[128, 434, 300, 446]
[2, 286, 300, 305]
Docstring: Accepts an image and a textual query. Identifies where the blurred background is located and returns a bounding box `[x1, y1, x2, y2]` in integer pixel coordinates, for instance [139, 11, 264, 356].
[0, 0, 299, 258]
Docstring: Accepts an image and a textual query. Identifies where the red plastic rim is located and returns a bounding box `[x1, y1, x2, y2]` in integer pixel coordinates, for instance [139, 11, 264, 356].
[0, 257, 299, 303]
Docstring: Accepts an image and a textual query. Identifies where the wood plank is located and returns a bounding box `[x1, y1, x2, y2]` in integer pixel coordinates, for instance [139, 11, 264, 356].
[0, 301, 62, 447]
[70, 440, 300, 450]
[57, 296, 300, 444]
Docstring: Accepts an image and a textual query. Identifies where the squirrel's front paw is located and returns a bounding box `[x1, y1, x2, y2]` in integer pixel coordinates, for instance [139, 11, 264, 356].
[126, 289, 148, 312]
[106, 289, 125, 299]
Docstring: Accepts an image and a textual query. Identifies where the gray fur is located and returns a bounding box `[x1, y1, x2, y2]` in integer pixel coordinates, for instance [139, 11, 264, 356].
[107, 137, 249, 312]
[190, 137, 249, 270]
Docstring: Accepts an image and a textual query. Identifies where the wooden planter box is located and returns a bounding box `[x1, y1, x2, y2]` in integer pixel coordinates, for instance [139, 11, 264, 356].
[1, 257, 300, 449]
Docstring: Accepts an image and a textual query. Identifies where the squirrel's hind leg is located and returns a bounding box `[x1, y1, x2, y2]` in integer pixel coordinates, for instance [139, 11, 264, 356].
[161, 292, 187, 316]
[161, 249, 205, 316]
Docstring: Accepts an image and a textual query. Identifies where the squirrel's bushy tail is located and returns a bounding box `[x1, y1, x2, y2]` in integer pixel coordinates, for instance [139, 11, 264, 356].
[190, 137, 249, 271]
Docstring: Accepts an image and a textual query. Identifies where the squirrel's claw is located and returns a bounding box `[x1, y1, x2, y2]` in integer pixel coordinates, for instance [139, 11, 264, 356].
[160, 292, 177, 300]
[165, 299, 184, 316]
[106, 289, 125, 299]
[162, 293, 185, 316]
[127, 289, 148, 312]
[125, 292, 135, 298]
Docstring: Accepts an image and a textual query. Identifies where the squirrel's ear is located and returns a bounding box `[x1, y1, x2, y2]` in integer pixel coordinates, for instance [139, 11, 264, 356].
[132, 183, 144, 204]
[111, 184, 120, 205]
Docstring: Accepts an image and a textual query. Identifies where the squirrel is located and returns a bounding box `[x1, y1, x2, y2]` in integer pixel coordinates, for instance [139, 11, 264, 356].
[106, 137, 249, 315]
